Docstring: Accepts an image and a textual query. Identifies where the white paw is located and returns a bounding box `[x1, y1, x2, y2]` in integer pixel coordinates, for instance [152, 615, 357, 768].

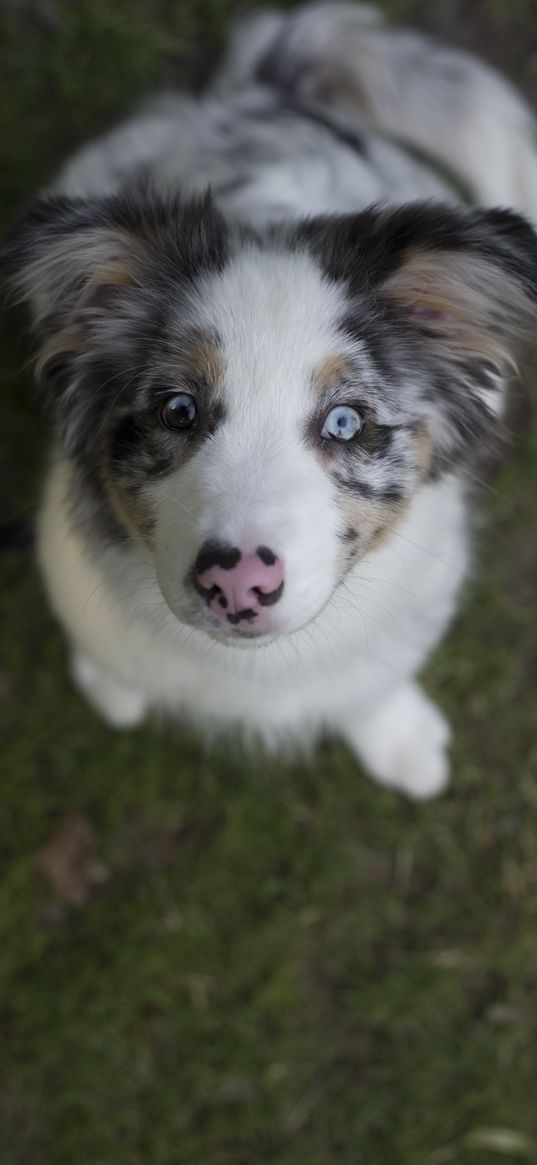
[344, 682, 451, 800]
[71, 651, 148, 728]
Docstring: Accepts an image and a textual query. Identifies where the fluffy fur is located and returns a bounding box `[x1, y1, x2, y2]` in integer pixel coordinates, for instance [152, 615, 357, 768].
[4, 2, 537, 798]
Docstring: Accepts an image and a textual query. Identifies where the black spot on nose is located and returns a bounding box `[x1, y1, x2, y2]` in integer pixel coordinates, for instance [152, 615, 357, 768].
[256, 545, 277, 565]
[255, 580, 284, 606]
[195, 539, 241, 576]
[226, 608, 258, 625]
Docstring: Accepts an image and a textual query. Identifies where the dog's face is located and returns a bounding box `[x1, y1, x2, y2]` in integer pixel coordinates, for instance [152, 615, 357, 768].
[4, 194, 537, 641]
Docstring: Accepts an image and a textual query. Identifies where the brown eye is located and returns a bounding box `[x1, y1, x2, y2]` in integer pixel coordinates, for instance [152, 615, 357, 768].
[160, 393, 198, 431]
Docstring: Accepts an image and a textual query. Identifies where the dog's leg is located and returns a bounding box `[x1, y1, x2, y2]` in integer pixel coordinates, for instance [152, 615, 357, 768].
[340, 681, 451, 800]
[71, 650, 149, 729]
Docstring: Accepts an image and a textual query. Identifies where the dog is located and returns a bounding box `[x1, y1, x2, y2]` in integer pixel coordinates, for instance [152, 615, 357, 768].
[3, 2, 537, 798]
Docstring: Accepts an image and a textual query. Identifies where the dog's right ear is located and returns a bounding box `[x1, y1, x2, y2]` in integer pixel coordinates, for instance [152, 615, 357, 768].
[1, 190, 229, 448]
[2, 194, 171, 402]
[2, 196, 152, 328]
[1, 190, 229, 329]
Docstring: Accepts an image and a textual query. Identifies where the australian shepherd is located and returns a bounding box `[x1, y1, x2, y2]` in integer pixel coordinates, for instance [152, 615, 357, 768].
[4, 3, 537, 797]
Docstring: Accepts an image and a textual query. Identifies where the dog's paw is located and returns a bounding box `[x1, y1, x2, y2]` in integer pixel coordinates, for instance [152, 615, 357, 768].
[71, 651, 148, 728]
[344, 682, 451, 800]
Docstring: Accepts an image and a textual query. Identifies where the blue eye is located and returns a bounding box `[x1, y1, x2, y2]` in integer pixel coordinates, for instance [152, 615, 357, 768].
[321, 405, 363, 441]
[160, 392, 198, 431]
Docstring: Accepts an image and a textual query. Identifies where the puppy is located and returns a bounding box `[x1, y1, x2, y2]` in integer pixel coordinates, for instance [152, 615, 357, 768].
[4, 3, 537, 798]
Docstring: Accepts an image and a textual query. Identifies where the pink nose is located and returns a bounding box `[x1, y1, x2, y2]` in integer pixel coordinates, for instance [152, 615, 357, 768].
[194, 543, 284, 625]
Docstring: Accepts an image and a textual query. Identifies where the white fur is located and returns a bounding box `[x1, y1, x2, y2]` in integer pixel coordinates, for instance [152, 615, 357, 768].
[39, 455, 468, 789]
[153, 248, 361, 637]
[38, 3, 537, 796]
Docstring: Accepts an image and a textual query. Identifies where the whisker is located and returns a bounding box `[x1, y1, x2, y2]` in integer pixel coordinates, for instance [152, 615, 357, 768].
[387, 527, 467, 574]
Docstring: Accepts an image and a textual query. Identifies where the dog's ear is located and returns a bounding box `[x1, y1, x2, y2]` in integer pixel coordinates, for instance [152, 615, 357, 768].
[297, 203, 537, 468]
[1, 190, 229, 389]
[1, 191, 229, 451]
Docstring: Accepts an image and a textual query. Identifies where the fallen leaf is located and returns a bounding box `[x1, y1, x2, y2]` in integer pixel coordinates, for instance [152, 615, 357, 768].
[486, 1002, 526, 1025]
[37, 812, 110, 907]
[465, 1128, 536, 1156]
[184, 974, 216, 1009]
[214, 1076, 255, 1104]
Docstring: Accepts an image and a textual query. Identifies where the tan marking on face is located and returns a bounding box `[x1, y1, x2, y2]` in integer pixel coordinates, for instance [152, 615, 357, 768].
[340, 495, 404, 564]
[340, 427, 432, 566]
[415, 425, 433, 476]
[102, 466, 155, 543]
[313, 354, 353, 393]
[93, 422, 155, 543]
[362, 496, 413, 558]
[178, 330, 224, 387]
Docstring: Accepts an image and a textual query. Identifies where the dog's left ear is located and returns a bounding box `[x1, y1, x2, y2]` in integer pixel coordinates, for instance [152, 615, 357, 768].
[297, 203, 537, 467]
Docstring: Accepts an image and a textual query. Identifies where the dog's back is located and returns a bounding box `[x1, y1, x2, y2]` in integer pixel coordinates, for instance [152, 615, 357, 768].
[56, 3, 537, 225]
[213, 3, 537, 217]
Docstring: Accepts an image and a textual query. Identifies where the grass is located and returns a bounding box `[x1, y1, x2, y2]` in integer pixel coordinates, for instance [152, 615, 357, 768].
[1, 2, 537, 1162]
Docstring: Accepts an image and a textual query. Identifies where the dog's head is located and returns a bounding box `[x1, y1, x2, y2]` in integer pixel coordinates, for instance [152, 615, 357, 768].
[3, 192, 537, 641]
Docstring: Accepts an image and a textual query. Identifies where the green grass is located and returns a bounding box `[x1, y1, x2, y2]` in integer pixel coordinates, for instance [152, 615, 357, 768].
[1, 2, 537, 1162]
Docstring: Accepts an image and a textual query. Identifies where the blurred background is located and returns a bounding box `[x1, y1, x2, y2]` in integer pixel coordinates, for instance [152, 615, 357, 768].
[1, 2, 537, 1163]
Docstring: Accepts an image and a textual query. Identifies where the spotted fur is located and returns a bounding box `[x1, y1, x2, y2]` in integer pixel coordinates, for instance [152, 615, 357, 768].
[4, 2, 537, 798]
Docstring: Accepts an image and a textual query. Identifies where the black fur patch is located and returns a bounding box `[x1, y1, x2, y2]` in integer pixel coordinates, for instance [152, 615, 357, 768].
[293, 203, 537, 299]
[332, 472, 404, 505]
[2, 188, 231, 286]
[109, 414, 178, 482]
